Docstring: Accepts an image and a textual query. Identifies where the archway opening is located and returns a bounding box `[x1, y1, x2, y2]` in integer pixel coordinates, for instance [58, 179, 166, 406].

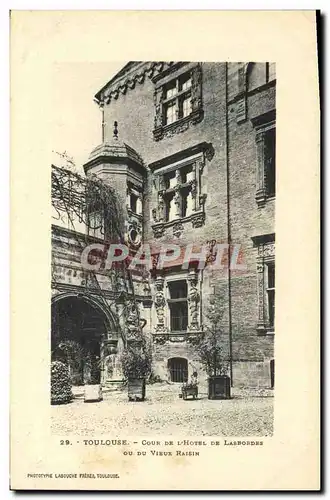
[168, 357, 188, 383]
[51, 295, 108, 385]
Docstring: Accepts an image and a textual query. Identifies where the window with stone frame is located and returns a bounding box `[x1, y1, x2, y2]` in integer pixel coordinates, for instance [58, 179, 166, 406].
[167, 280, 188, 332]
[252, 234, 275, 335]
[150, 143, 214, 239]
[266, 262, 275, 330]
[162, 164, 195, 222]
[264, 127, 276, 197]
[127, 183, 143, 216]
[163, 73, 192, 125]
[251, 110, 276, 206]
[153, 63, 203, 141]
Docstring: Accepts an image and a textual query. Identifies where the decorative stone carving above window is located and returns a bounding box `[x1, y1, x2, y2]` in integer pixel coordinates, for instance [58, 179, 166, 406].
[152, 63, 204, 141]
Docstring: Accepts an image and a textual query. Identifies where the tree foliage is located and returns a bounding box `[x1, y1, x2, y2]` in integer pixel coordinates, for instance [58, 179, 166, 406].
[196, 288, 229, 377]
[51, 361, 73, 405]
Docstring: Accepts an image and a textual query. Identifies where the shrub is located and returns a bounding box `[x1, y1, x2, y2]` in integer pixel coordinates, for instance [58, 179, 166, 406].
[51, 361, 73, 405]
[196, 287, 230, 377]
[120, 343, 152, 380]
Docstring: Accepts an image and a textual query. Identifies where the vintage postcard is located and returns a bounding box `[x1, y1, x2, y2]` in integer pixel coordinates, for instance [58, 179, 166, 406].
[10, 10, 320, 490]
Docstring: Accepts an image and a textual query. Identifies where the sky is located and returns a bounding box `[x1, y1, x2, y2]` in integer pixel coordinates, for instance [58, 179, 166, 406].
[51, 61, 125, 173]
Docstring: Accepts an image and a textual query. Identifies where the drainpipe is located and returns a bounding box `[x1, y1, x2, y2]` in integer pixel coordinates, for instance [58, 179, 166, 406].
[225, 63, 233, 386]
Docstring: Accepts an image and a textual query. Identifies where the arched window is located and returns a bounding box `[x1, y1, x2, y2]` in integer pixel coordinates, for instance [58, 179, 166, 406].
[168, 357, 188, 383]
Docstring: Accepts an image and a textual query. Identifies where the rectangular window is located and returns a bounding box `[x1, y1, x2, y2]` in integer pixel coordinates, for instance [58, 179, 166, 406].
[164, 191, 176, 222]
[164, 170, 177, 190]
[162, 71, 192, 126]
[180, 95, 192, 118]
[88, 211, 103, 239]
[179, 74, 192, 91]
[130, 193, 138, 213]
[162, 163, 194, 221]
[165, 80, 177, 99]
[153, 63, 203, 141]
[165, 101, 176, 125]
[264, 128, 276, 197]
[267, 263, 275, 329]
[168, 280, 188, 332]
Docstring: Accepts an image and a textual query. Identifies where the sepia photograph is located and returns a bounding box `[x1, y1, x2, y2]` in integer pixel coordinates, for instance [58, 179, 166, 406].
[51, 61, 276, 437]
[10, 10, 319, 490]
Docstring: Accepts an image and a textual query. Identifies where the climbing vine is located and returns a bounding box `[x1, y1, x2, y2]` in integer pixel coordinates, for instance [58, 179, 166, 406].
[51, 158, 142, 346]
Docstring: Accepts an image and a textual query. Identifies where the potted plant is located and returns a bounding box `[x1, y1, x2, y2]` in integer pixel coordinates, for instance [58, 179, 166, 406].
[196, 289, 231, 399]
[121, 340, 152, 402]
[83, 352, 103, 403]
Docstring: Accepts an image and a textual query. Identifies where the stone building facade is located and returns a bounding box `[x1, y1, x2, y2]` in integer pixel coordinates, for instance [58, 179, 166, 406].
[51, 62, 275, 389]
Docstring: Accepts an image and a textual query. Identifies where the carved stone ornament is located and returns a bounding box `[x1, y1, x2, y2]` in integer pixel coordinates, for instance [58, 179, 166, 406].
[172, 221, 184, 238]
[154, 277, 166, 330]
[152, 223, 165, 239]
[204, 144, 215, 162]
[258, 242, 275, 259]
[126, 303, 140, 339]
[256, 261, 264, 273]
[98, 62, 174, 106]
[153, 334, 168, 344]
[153, 110, 204, 141]
[188, 271, 200, 330]
[169, 335, 186, 343]
[191, 212, 205, 228]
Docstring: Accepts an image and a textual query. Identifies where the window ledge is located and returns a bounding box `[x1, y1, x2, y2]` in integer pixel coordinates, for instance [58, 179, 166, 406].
[151, 211, 205, 238]
[153, 330, 203, 345]
[153, 109, 204, 142]
[256, 191, 276, 207]
[256, 326, 275, 336]
[127, 208, 143, 219]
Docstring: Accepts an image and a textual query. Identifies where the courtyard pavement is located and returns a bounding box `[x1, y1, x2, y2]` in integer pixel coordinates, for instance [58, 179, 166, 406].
[51, 383, 273, 437]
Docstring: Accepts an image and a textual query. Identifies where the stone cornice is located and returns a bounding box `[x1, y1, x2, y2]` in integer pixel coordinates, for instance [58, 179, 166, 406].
[95, 61, 181, 106]
[251, 232, 275, 246]
[149, 141, 214, 172]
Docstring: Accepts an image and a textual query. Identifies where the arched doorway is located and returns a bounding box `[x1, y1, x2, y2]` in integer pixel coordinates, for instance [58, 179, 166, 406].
[51, 294, 112, 385]
[168, 357, 188, 383]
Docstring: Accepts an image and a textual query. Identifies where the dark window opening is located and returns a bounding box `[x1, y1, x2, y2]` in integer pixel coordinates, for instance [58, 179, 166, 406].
[169, 302, 188, 331]
[181, 186, 192, 218]
[264, 128, 276, 197]
[164, 192, 175, 222]
[168, 357, 188, 383]
[168, 280, 188, 332]
[164, 170, 176, 190]
[130, 193, 138, 213]
[180, 165, 193, 184]
[168, 280, 187, 299]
